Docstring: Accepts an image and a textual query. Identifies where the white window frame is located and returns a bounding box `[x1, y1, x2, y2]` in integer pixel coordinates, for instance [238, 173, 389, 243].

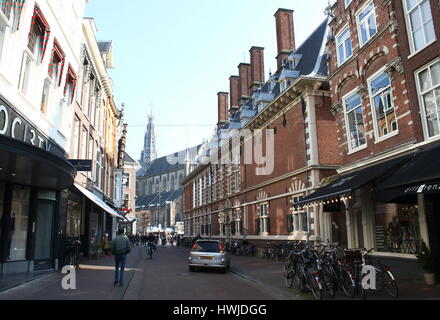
[403, 0, 436, 56]
[356, 1, 378, 48]
[367, 69, 399, 142]
[336, 25, 353, 66]
[415, 59, 440, 141]
[343, 88, 368, 154]
[18, 51, 33, 95]
[258, 202, 269, 235]
[0, 9, 11, 64]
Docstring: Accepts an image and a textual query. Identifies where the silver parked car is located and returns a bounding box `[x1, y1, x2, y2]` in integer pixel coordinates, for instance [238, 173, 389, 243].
[189, 240, 231, 273]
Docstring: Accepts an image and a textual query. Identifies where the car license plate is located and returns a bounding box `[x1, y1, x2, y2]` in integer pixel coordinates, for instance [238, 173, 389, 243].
[200, 256, 213, 260]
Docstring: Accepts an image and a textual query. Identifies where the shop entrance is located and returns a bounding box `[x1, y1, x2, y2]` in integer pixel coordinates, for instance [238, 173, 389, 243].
[33, 200, 56, 270]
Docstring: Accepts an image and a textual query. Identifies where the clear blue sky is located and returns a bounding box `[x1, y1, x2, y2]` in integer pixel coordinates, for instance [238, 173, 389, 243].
[85, 0, 330, 161]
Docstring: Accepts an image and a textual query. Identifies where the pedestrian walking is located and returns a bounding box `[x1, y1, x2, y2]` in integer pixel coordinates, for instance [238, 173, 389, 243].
[111, 228, 131, 286]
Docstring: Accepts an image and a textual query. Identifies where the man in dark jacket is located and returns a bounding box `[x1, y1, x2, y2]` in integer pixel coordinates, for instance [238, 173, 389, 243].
[111, 229, 131, 286]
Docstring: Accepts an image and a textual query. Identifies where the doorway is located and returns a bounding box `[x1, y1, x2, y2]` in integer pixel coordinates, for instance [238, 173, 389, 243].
[34, 200, 56, 270]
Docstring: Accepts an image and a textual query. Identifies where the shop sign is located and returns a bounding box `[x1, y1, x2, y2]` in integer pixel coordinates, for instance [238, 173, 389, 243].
[68, 160, 92, 172]
[0, 96, 66, 158]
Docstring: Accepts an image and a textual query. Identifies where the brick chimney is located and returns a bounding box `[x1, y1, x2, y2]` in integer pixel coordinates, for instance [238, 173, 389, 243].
[274, 8, 295, 71]
[238, 63, 251, 105]
[249, 46, 265, 93]
[217, 92, 229, 125]
[229, 75, 240, 113]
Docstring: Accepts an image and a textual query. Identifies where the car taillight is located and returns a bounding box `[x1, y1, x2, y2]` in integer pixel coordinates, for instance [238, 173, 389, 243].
[192, 244, 197, 250]
[384, 268, 391, 272]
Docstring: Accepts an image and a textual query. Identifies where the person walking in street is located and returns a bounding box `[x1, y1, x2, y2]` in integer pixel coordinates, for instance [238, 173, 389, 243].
[111, 228, 131, 286]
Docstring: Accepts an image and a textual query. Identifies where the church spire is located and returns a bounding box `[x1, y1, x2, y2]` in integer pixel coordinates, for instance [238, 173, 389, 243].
[140, 112, 157, 168]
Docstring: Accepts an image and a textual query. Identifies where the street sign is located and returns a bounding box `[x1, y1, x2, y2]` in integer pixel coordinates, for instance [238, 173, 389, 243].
[68, 160, 92, 172]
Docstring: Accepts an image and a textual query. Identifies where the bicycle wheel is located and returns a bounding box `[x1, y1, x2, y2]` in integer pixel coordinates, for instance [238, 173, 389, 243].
[340, 269, 355, 298]
[285, 264, 295, 288]
[308, 272, 323, 300]
[383, 271, 399, 298]
[296, 267, 308, 293]
[322, 268, 336, 298]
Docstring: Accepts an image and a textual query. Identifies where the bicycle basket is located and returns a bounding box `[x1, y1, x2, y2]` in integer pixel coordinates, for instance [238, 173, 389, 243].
[344, 249, 363, 264]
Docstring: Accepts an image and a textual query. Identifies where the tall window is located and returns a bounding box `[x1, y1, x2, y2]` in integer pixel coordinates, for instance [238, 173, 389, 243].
[0, 15, 7, 62]
[369, 72, 398, 139]
[291, 196, 307, 232]
[80, 126, 87, 159]
[0, 183, 4, 240]
[344, 92, 367, 151]
[64, 65, 77, 104]
[404, 0, 436, 53]
[48, 40, 65, 87]
[40, 77, 50, 113]
[95, 144, 102, 189]
[357, 2, 377, 46]
[345, 0, 353, 8]
[336, 27, 352, 66]
[27, 5, 50, 63]
[72, 116, 80, 159]
[7, 186, 30, 261]
[18, 52, 32, 94]
[417, 60, 440, 138]
[0, 0, 13, 20]
[258, 203, 269, 234]
[123, 172, 130, 188]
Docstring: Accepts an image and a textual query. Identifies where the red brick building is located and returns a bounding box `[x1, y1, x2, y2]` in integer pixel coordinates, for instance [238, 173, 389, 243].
[295, 0, 440, 273]
[182, 9, 342, 251]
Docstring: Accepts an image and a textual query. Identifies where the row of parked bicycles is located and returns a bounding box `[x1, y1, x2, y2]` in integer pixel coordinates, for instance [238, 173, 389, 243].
[282, 241, 399, 300]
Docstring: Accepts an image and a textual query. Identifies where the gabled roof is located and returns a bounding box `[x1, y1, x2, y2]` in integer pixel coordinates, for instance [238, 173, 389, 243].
[137, 144, 203, 177]
[136, 189, 182, 209]
[124, 153, 136, 164]
[293, 18, 329, 77]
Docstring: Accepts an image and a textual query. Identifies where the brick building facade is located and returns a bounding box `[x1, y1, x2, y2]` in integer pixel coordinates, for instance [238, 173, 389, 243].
[183, 1, 440, 274]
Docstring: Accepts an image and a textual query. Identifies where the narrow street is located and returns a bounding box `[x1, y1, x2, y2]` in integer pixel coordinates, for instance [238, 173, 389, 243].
[0, 246, 289, 300]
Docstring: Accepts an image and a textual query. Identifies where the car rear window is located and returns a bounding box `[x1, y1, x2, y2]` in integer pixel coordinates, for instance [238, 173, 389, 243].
[195, 241, 221, 253]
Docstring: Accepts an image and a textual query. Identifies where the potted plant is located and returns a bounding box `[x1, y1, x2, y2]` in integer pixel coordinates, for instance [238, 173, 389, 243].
[416, 241, 438, 285]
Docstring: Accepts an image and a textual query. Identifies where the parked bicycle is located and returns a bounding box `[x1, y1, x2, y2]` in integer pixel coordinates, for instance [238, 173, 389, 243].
[361, 248, 399, 298]
[64, 240, 82, 269]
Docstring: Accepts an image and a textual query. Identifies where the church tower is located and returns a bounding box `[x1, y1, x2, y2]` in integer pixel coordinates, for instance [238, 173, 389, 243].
[140, 113, 157, 169]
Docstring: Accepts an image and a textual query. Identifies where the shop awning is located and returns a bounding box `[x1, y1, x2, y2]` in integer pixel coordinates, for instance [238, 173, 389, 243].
[0, 135, 76, 190]
[375, 144, 440, 203]
[74, 183, 124, 219]
[294, 155, 411, 208]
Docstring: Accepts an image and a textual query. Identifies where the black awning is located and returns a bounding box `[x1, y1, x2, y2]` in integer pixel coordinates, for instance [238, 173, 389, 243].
[375, 144, 440, 203]
[0, 135, 76, 190]
[294, 155, 410, 207]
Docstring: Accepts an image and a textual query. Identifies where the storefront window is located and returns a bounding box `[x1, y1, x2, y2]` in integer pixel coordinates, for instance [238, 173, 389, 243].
[67, 191, 82, 238]
[375, 204, 421, 254]
[7, 186, 30, 261]
[0, 183, 4, 240]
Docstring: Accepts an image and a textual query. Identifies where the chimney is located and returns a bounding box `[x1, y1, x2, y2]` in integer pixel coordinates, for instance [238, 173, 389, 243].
[274, 8, 295, 71]
[238, 63, 251, 105]
[249, 46, 265, 93]
[229, 75, 240, 113]
[217, 92, 229, 125]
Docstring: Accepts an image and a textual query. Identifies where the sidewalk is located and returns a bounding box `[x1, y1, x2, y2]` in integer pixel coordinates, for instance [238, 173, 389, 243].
[229, 254, 440, 300]
[0, 246, 143, 300]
